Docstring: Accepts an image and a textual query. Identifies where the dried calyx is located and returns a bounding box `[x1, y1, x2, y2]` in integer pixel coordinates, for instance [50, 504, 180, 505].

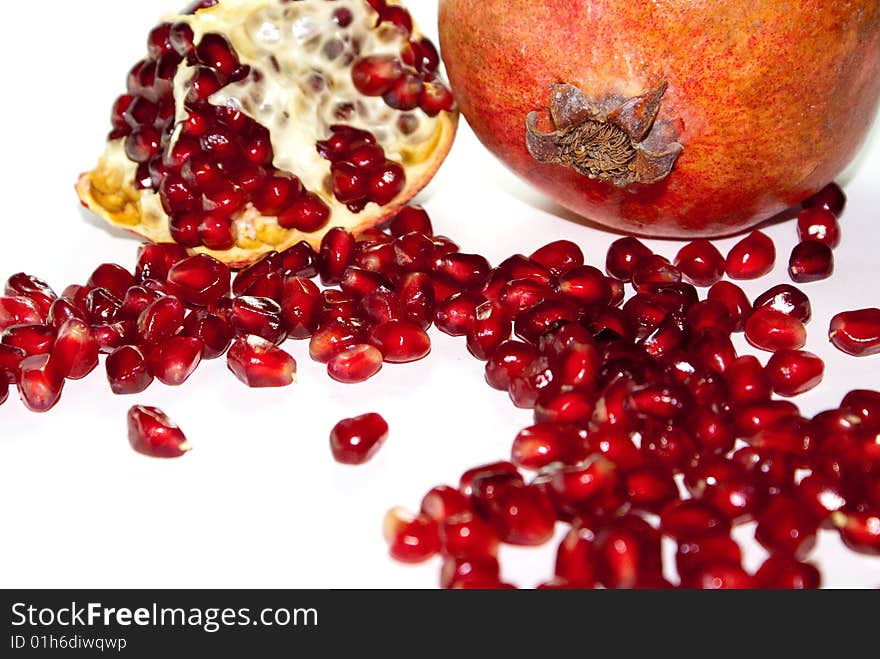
[526, 83, 682, 187]
[78, 0, 457, 267]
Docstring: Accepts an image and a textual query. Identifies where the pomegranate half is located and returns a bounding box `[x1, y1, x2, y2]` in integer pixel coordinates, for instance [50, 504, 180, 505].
[78, 0, 458, 267]
[439, 0, 880, 237]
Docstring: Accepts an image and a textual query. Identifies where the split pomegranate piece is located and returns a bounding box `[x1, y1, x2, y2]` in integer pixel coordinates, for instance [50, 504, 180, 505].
[829, 308, 880, 356]
[226, 334, 297, 387]
[330, 412, 389, 465]
[127, 405, 191, 458]
[78, 0, 458, 266]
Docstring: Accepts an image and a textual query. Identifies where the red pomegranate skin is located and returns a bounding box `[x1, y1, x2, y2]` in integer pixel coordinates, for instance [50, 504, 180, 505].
[439, 0, 880, 237]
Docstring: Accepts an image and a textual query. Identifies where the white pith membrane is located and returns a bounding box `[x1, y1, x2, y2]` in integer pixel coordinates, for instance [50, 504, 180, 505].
[77, 0, 457, 267]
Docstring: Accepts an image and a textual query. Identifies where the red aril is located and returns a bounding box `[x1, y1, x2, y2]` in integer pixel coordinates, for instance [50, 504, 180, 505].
[5, 273, 56, 317]
[706, 281, 751, 331]
[485, 340, 539, 391]
[48, 319, 99, 380]
[674, 240, 725, 287]
[764, 349, 824, 397]
[384, 508, 441, 563]
[1, 324, 55, 357]
[167, 254, 230, 307]
[17, 355, 64, 413]
[368, 320, 431, 363]
[181, 310, 232, 359]
[227, 335, 296, 388]
[605, 237, 652, 282]
[0, 296, 43, 331]
[744, 308, 807, 352]
[530, 240, 584, 276]
[327, 344, 383, 383]
[724, 355, 772, 404]
[789, 240, 834, 282]
[106, 345, 154, 395]
[752, 284, 812, 323]
[441, 512, 500, 558]
[127, 405, 190, 458]
[829, 308, 880, 356]
[832, 511, 880, 555]
[754, 555, 821, 589]
[148, 336, 203, 386]
[797, 207, 841, 247]
[724, 231, 776, 279]
[330, 412, 389, 465]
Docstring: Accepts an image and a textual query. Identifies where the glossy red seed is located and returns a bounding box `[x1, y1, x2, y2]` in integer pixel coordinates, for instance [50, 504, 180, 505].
[135, 243, 190, 282]
[368, 320, 431, 363]
[832, 511, 880, 555]
[724, 355, 771, 404]
[0, 296, 44, 331]
[441, 512, 500, 558]
[690, 328, 737, 374]
[167, 254, 231, 307]
[725, 230, 775, 279]
[319, 228, 356, 286]
[797, 207, 841, 248]
[17, 354, 63, 412]
[434, 292, 479, 336]
[421, 485, 471, 523]
[840, 389, 880, 430]
[127, 405, 190, 458]
[227, 335, 297, 387]
[789, 240, 834, 282]
[0, 344, 26, 384]
[434, 253, 491, 289]
[803, 181, 846, 214]
[765, 349, 824, 397]
[467, 302, 511, 361]
[137, 296, 184, 346]
[753, 284, 812, 323]
[755, 496, 819, 559]
[384, 508, 441, 563]
[660, 499, 731, 540]
[511, 423, 581, 470]
[309, 320, 366, 363]
[556, 266, 612, 308]
[327, 344, 384, 383]
[530, 240, 584, 276]
[441, 555, 502, 589]
[624, 466, 679, 514]
[706, 281, 751, 331]
[625, 383, 688, 419]
[675, 535, 743, 583]
[229, 296, 286, 345]
[352, 55, 404, 96]
[329, 413, 389, 465]
[181, 310, 232, 359]
[397, 272, 435, 330]
[829, 308, 880, 356]
[1, 324, 55, 356]
[389, 206, 433, 237]
[105, 345, 153, 395]
[87, 263, 136, 299]
[48, 318, 98, 380]
[673, 240, 725, 286]
[754, 555, 821, 589]
[5, 273, 56, 317]
[685, 458, 763, 523]
[554, 522, 599, 587]
[745, 308, 807, 352]
[605, 237, 652, 282]
[148, 336, 203, 386]
[686, 562, 754, 589]
[483, 482, 556, 546]
[47, 299, 86, 331]
[485, 340, 539, 391]
[459, 462, 523, 497]
[795, 473, 848, 523]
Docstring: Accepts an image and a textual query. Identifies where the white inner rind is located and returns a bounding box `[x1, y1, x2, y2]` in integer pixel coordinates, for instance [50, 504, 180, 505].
[168, 0, 437, 193]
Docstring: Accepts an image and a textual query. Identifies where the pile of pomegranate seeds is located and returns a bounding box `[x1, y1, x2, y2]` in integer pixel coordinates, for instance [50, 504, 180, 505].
[3, 178, 879, 587]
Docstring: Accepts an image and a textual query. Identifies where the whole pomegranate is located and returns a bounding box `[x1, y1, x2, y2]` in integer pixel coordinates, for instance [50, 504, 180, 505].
[78, 0, 458, 267]
[439, 0, 880, 237]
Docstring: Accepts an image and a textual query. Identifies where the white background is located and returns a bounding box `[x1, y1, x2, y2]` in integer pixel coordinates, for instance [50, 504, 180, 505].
[0, 1, 878, 588]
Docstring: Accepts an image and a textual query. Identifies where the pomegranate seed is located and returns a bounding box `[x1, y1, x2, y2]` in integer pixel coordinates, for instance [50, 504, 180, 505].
[135, 243, 189, 282]
[5, 273, 56, 317]
[555, 522, 599, 587]
[105, 345, 153, 395]
[841, 389, 880, 430]
[327, 344, 384, 383]
[1, 324, 55, 356]
[832, 511, 880, 555]
[309, 320, 366, 363]
[706, 281, 751, 331]
[514, 299, 581, 345]
[127, 405, 190, 458]
[421, 486, 471, 523]
[625, 383, 688, 419]
[136, 296, 184, 346]
[508, 356, 558, 409]
[228, 296, 286, 345]
[467, 301, 511, 361]
[48, 318, 99, 380]
[685, 562, 754, 589]
[797, 207, 841, 248]
[167, 254, 231, 307]
[511, 423, 581, 470]
[753, 284, 812, 323]
[675, 534, 743, 582]
[556, 266, 612, 308]
[0, 296, 44, 331]
[803, 182, 846, 214]
[796, 472, 848, 523]
[685, 458, 764, 523]
[397, 272, 435, 330]
[181, 310, 231, 359]
[482, 482, 556, 546]
[88, 263, 136, 299]
[85, 288, 123, 324]
[433, 253, 491, 289]
[0, 344, 26, 384]
[673, 239, 725, 287]
[227, 335, 296, 388]
[733, 399, 800, 439]
[789, 240, 834, 282]
[279, 276, 321, 340]
[549, 457, 624, 515]
[745, 308, 807, 352]
[434, 292, 480, 336]
[605, 237, 652, 281]
[485, 340, 539, 391]
[352, 55, 404, 96]
[755, 496, 819, 559]
[329, 413, 389, 465]
[389, 206, 433, 237]
[47, 299, 86, 331]
[441, 512, 500, 558]
[632, 255, 682, 289]
[724, 355, 771, 404]
[459, 462, 522, 497]
[765, 349, 824, 397]
[625, 466, 679, 514]
[441, 555, 502, 589]
[660, 499, 731, 540]
[384, 508, 441, 563]
[724, 230, 775, 279]
[319, 228, 356, 286]
[368, 320, 430, 363]
[17, 354, 63, 413]
[754, 555, 821, 589]
[829, 308, 880, 356]
[690, 328, 737, 374]
[148, 336, 203, 386]
[530, 240, 584, 276]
